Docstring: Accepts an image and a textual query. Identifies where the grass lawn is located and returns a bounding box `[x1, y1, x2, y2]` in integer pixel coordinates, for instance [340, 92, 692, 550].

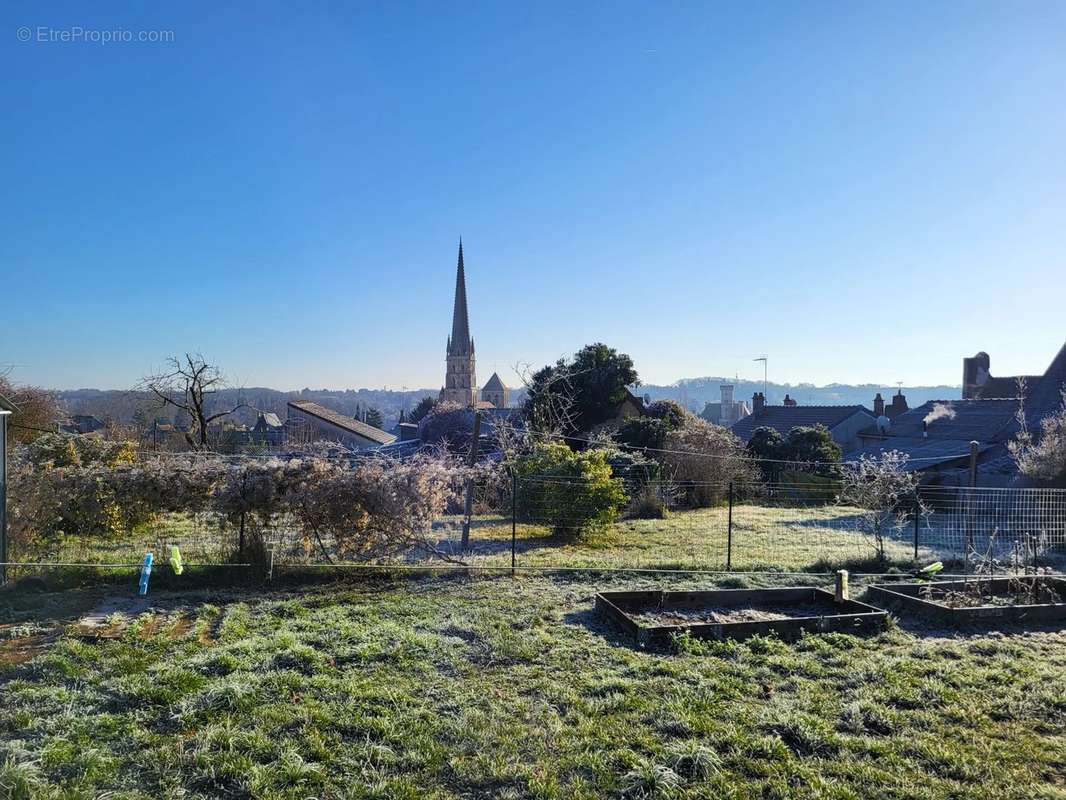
[452, 504, 935, 573]
[2, 572, 1065, 799]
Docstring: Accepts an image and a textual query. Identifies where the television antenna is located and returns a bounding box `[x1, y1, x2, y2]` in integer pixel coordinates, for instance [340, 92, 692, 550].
[753, 356, 768, 396]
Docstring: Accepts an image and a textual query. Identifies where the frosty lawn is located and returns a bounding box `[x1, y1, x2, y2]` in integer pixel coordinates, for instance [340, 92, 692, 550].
[2, 573, 1065, 799]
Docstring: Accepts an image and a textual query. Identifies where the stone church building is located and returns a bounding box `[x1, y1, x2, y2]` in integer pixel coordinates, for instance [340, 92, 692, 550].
[439, 241, 509, 409]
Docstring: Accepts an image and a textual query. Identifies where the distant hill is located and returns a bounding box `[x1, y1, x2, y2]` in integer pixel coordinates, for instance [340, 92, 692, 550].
[638, 377, 960, 414]
[55, 377, 959, 431]
[55, 387, 443, 431]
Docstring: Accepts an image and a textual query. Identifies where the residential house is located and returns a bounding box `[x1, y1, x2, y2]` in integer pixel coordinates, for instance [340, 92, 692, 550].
[730, 393, 875, 452]
[251, 412, 285, 446]
[287, 400, 397, 450]
[850, 341, 1066, 486]
[61, 414, 106, 435]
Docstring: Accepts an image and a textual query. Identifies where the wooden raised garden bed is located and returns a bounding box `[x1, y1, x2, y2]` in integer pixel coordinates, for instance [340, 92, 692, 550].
[867, 577, 1066, 627]
[595, 587, 887, 646]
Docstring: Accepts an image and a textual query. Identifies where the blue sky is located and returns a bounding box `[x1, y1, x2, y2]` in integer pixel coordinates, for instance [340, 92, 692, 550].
[2, 1, 1064, 391]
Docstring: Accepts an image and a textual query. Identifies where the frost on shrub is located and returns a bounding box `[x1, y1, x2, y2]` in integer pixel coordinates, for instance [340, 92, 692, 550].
[838, 450, 922, 560]
[286, 454, 467, 560]
[659, 417, 756, 507]
[8, 444, 467, 563]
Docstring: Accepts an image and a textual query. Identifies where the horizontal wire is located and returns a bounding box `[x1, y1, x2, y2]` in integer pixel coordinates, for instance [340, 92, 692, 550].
[0, 561, 252, 569]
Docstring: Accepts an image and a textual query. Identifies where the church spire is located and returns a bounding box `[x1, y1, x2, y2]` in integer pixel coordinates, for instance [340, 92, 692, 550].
[449, 238, 471, 355]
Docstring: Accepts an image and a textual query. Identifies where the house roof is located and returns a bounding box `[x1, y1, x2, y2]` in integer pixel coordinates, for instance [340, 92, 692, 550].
[1014, 340, 1066, 433]
[483, 372, 507, 392]
[872, 399, 1020, 442]
[847, 437, 993, 472]
[287, 400, 397, 445]
[256, 412, 283, 428]
[731, 405, 872, 441]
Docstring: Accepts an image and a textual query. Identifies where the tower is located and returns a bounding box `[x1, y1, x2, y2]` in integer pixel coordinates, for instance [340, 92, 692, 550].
[440, 240, 478, 406]
[482, 372, 509, 409]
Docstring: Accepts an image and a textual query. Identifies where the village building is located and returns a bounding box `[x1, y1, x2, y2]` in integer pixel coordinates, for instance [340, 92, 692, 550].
[701, 384, 751, 427]
[962, 351, 1042, 400]
[850, 341, 1066, 486]
[251, 412, 285, 446]
[61, 414, 107, 435]
[730, 392, 875, 452]
[286, 400, 396, 450]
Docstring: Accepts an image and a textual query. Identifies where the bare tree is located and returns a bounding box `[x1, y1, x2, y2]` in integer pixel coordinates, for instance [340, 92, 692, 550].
[0, 371, 63, 445]
[139, 354, 246, 450]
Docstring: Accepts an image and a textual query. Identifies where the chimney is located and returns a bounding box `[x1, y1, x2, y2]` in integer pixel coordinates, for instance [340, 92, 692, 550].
[753, 392, 765, 412]
[783, 394, 797, 407]
[922, 420, 928, 439]
[873, 393, 884, 417]
[888, 389, 909, 419]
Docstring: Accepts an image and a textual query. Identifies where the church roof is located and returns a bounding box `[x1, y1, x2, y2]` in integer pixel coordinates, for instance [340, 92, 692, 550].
[483, 372, 507, 392]
[448, 239, 472, 355]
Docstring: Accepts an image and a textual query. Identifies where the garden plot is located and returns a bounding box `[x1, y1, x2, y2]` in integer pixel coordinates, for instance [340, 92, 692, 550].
[868, 576, 1066, 627]
[596, 587, 887, 645]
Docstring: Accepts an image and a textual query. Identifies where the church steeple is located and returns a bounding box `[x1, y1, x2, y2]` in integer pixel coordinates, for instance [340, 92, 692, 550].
[448, 239, 472, 355]
[440, 239, 478, 406]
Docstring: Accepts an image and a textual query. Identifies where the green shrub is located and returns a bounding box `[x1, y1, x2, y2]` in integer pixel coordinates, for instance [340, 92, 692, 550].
[515, 443, 627, 539]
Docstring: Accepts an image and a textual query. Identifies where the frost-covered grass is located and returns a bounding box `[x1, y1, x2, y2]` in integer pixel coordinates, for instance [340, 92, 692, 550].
[2, 573, 1065, 799]
[458, 504, 925, 572]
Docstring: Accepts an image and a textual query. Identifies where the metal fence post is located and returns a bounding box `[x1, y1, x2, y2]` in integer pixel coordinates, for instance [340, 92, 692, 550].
[0, 413, 7, 586]
[913, 491, 920, 561]
[511, 472, 517, 577]
[727, 482, 734, 570]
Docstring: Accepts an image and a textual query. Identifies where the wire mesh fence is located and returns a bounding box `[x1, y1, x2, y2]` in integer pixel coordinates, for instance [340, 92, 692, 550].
[419, 477, 1066, 575]
[4, 468, 1066, 580]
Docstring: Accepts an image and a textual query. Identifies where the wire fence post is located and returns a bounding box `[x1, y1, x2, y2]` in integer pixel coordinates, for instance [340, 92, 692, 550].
[0, 411, 7, 585]
[726, 482, 734, 570]
[511, 472, 517, 577]
[913, 491, 920, 561]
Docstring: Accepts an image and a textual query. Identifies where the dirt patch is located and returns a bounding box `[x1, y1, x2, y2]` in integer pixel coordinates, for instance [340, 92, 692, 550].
[169, 614, 195, 640]
[138, 614, 163, 639]
[919, 582, 1063, 609]
[0, 633, 58, 666]
[198, 613, 224, 646]
[631, 602, 841, 626]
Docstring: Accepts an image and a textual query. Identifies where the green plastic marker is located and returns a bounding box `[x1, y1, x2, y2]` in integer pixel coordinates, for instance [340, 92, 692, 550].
[170, 546, 184, 575]
[920, 561, 944, 578]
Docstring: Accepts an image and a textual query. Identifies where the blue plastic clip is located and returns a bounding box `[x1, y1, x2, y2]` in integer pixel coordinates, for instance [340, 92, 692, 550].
[139, 553, 153, 596]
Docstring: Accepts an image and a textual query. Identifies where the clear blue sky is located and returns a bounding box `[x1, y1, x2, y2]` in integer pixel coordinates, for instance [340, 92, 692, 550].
[3, 1, 1064, 391]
